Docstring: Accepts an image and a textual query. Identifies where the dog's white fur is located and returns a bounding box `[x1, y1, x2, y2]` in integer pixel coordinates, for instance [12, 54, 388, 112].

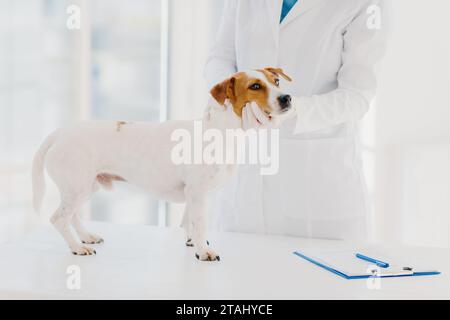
[32, 69, 294, 261]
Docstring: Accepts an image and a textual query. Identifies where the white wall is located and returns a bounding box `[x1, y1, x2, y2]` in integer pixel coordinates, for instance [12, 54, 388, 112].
[375, 0, 450, 247]
[168, 0, 222, 121]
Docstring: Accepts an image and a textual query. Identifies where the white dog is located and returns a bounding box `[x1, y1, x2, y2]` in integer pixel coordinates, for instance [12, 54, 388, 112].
[32, 67, 294, 261]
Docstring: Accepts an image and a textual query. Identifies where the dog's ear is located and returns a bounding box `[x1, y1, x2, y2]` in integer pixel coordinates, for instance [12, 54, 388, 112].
[210, 77, 236, 105]
[264, 67, 292, 82]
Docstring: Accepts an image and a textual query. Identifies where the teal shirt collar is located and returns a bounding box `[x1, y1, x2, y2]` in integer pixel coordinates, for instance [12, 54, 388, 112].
[280, 0, 298, 23]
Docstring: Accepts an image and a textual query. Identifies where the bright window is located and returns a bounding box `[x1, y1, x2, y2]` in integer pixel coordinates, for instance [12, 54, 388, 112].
[0, 0, 168, 242]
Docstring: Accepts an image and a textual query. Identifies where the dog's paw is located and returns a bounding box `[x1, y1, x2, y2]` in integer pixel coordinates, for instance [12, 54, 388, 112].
[195, 248, 220, 261]
[185, 239, 209, 247]
[71, 246, 96, 256]
[81, 234, 104, 245]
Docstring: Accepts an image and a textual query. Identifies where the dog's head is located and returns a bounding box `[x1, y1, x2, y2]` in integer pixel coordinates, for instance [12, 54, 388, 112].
[210, 67, 294, 122]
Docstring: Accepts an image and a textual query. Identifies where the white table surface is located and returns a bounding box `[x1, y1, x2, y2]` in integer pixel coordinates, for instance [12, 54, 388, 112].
[0, 221, 448, 299]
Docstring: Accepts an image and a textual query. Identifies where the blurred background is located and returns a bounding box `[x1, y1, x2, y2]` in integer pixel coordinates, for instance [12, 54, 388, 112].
[0, 0, 449, 248]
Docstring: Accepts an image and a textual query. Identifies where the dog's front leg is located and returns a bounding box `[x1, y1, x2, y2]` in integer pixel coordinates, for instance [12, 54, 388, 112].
[185, 187, 219, 261]
[180, 207, 193, 247]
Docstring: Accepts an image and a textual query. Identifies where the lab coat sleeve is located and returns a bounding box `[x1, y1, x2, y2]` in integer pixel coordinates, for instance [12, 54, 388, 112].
[204, 0, 238, 90]
[294, 0, 389, 134]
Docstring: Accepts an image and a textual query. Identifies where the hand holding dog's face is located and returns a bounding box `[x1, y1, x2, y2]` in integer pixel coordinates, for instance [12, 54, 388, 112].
[210, 67, 295, 127]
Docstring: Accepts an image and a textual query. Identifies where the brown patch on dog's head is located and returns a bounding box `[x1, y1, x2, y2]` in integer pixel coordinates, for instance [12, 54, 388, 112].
[210, 76, 237, 106]
[257, 67, 292, 87]
[210, 72, 271, 117]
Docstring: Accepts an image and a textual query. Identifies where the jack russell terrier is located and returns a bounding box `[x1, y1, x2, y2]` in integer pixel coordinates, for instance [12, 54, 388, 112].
[32, 67, 295, 261]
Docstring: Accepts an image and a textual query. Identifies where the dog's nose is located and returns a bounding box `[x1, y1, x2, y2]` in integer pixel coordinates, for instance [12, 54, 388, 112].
[277, 94, 292, 110]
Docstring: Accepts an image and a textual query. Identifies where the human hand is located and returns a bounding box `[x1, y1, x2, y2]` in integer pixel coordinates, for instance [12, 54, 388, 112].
[241, 102, 272, 130]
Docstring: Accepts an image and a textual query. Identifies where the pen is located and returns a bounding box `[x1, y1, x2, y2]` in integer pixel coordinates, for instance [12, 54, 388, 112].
[355, 253, 390, 268]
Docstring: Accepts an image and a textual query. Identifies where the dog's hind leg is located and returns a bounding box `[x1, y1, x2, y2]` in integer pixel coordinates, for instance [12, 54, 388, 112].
[72, 213, 104, 245]
[71, 182, 104, 244]
[51, 196, 96, 255]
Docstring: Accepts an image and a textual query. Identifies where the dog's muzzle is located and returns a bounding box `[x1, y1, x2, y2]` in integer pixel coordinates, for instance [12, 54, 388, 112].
[277, 94, 292, 111]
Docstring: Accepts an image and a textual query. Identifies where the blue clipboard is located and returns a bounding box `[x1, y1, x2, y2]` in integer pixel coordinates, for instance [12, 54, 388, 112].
[293, 251, 441, 280]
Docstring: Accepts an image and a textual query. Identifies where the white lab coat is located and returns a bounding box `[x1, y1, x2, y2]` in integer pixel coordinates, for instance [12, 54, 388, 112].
[205, 0, 389, 240]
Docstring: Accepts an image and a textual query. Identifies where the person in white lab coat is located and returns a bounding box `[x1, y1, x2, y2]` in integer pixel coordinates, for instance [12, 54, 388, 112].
[205, 0, 389, 240]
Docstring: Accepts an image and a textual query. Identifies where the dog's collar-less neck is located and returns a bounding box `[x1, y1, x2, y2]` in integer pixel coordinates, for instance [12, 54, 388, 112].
[203, 97, 242, 131]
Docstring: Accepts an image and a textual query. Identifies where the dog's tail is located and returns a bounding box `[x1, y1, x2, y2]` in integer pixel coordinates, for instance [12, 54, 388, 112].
[32, 130, 60, 214]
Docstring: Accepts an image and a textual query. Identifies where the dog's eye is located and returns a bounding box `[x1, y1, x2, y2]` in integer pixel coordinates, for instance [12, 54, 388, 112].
[249, 83, 261, 90]
[274, 78, 280, 86]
